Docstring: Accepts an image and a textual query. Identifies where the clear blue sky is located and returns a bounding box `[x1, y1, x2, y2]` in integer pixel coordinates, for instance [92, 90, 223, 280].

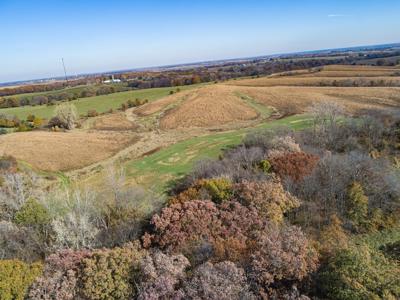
[1, 0, 399, 83]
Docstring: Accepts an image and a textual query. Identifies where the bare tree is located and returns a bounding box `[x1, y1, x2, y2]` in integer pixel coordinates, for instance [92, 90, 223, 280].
[0, 171, 43, 220]
[309, 101, 345, 147]
[51, 188, 100, 249]
[54, 103, 78, 130]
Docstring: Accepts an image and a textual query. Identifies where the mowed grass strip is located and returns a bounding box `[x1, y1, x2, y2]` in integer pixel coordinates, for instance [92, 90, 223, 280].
[0, 84, 205, 120]
[126, 114, 312, 192]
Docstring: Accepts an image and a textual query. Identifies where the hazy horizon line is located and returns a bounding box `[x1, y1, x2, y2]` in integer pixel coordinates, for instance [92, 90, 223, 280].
[1, 41, 399, 86]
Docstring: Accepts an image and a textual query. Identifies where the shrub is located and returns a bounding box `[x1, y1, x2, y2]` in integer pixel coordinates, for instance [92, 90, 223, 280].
[137, 250, 190, 299]
[168, 187, 201, 205]
[0, 156, 17, 173]
[234, 178, 300, 223]
[26, 114, 35, 122]
[81, 242, 146, 300]
[293, 152, 400, 229]
[14, 198, 51, 228]
[248, 225, 319, 293]
[16, 122, 31, 132]
[51, 188, 100, 250]
[181, 261, 255, 300]
[121, 102, 128, 111]
[0, 221, 44, 262]
[269, 151, 320, 182]
[54, 103, 78, 129]
[243, 129, 296, 150]
[87, 109, 99, 117]
[0, 259, 43, 300]
[127, 99, 135, 108]
[0, 114, 19, 128]
[80, 87, 96, 98]
[267, 135, 302, 157]
[173, 146, 268, 193]
[198, 177, 233, 203]
[346, 182, 369, 230]
[318, 244, 400, 300]
[318, 215, 349, 257]
[144, 200, 222, 251]
[48, 116, 64, 129]
[29, 249, 92, 300]
[144, 200, 264, 262]
[169, 177, 233, 205]
[258, 159, 271, 173]
[32, 117, 43, 128]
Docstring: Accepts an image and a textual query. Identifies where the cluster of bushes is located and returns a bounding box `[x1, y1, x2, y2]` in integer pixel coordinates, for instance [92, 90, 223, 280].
[0, 113, 43, 133]
[1, 103, 400, 299]
[0, 85, 128, 109]
[48, 103, 78, 130]
[318, 237, 400, 300]
[0, 114, 19, 128]
[167, 103, 400, 299]
[0, 164, 160, 259]
[0, 260, 43, 300]
[120, 98, 149, 111]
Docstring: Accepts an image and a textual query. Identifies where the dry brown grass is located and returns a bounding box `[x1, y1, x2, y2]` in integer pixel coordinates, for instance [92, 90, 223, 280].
[225, 76, 400, 87]
[322, 65, 400, 71]
[235, 86, 400, 114]
[91, 113, 137, 131]
[135, 90, 194, 116]
[306, 65, 400, 77]
[0, 131, 138, 171]
[228, 65, 400, 86]
[159, 85, 258, 129]
[303, 71, 399, 77]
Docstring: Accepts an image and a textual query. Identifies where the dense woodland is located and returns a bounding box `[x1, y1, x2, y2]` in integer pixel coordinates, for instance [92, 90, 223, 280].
[0, 102, 399, 299]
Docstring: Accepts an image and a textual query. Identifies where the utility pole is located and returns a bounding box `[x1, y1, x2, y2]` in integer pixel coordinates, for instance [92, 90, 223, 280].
[61, 58, 69, 86]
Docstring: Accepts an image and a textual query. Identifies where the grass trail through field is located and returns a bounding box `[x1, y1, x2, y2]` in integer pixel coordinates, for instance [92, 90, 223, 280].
[126, 114, 312, 192]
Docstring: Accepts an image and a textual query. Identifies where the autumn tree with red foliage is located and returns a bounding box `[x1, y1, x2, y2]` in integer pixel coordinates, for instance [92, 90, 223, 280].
[143, 200, 264, 262]
[29, 249, 92, 300]
[248, 225, 319, 296]
[269, 151, 320, 182]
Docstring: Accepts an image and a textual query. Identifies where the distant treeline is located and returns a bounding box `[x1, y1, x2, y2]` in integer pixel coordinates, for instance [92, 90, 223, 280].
[1, 49, 400, 106]
[0, 85, 129, 109]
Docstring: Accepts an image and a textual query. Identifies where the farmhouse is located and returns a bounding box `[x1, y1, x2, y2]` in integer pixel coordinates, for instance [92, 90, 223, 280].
[103, 74, 121, 83]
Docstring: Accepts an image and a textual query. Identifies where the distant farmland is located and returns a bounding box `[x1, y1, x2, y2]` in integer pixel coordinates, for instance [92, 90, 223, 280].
[0, 84, 206, 119]
[2, 64, 400, 191]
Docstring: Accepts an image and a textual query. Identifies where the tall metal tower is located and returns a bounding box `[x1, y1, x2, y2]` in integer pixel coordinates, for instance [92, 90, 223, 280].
[61, 58, 69, 86]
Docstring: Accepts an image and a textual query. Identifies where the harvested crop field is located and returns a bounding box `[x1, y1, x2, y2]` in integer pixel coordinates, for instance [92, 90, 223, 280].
[91, 113, 137, 131]
[235, 86, 400, 114]
[0, 131, 138, 171]
[228, 65, 400, 87]
[322, 65, 400, 71]
[135, 90, 194, 116]
[225, 76, 400, 87]
[159, 85, 259, 129]
[302, 70, 399, 77]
